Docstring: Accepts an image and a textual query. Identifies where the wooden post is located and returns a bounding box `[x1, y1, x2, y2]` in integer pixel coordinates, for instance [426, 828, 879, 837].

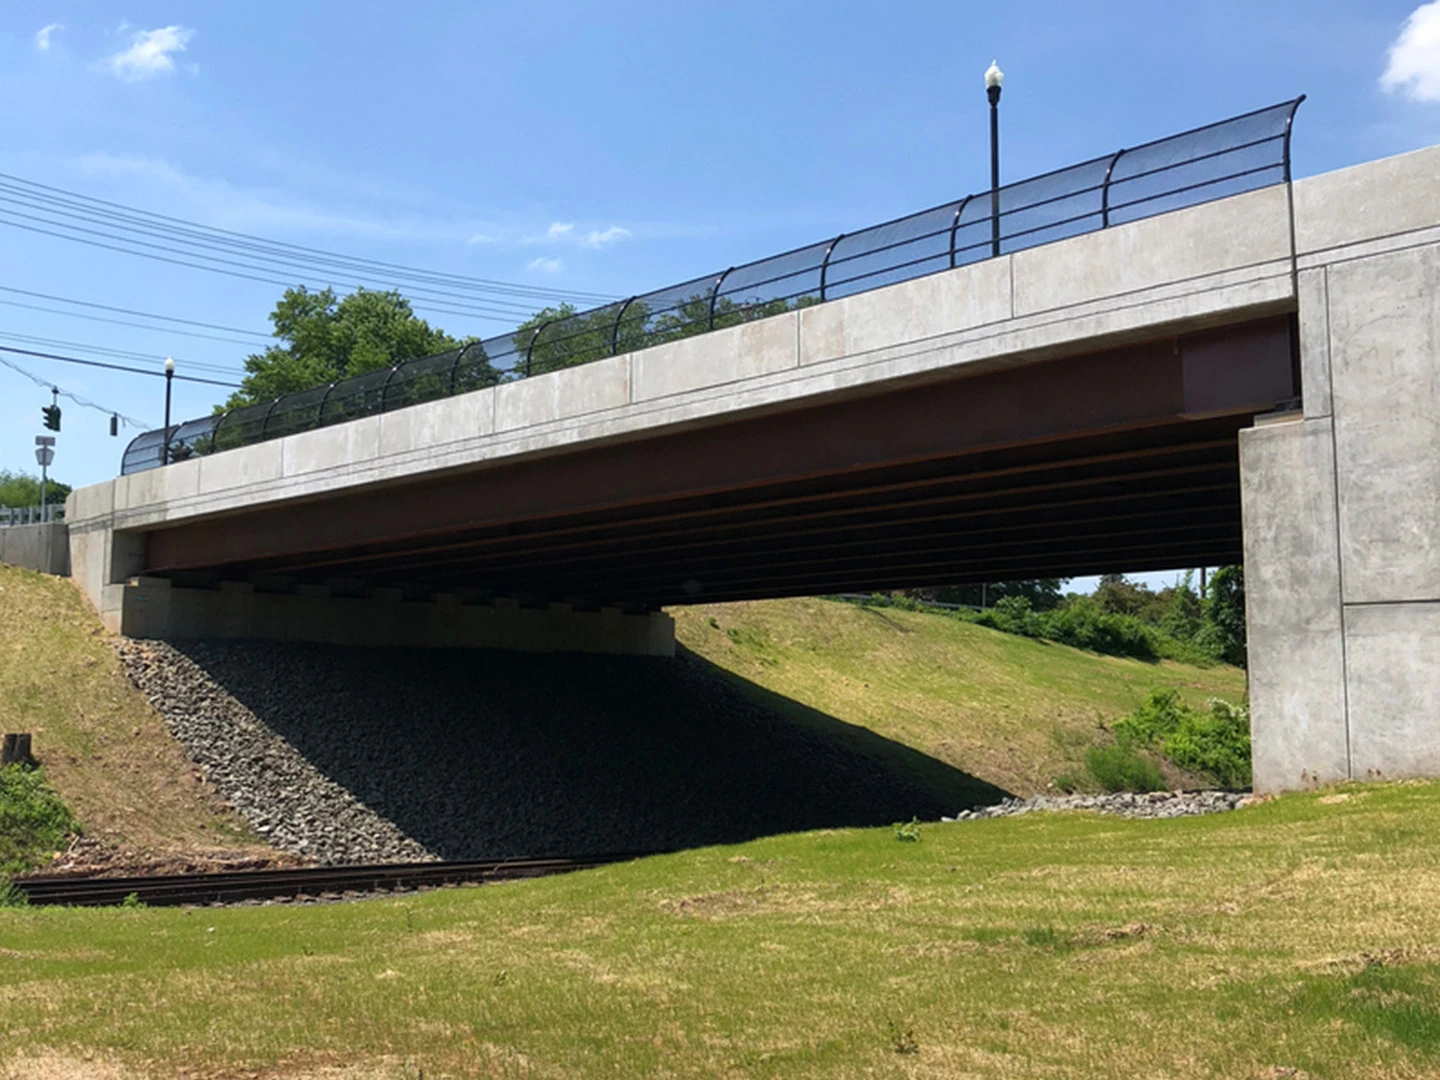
[1, 733, 31, 766]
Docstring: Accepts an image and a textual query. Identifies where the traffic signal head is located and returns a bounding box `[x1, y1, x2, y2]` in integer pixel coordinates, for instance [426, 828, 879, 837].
[41, 404, 61, 432]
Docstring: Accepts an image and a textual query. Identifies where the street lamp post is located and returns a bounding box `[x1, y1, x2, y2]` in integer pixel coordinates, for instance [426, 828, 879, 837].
[985, 60, 1004, 258]
[162, 356, 175, 465]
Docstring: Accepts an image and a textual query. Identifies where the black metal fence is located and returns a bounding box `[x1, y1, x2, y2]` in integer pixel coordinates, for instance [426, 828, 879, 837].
[121, 97, 1304, 476]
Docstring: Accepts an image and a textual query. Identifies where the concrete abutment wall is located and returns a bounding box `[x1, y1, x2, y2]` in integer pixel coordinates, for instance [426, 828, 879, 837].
[1241, 144, 1440, 791]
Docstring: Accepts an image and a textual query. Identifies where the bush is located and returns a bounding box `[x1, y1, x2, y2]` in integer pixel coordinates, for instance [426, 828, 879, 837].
[0, 765, 80, 877]
[1112, 690, 1251, 788]
[1165, 699, 1251, 788]
[1084, 743, 1165, 793]
[1036, 598, 1157, 661]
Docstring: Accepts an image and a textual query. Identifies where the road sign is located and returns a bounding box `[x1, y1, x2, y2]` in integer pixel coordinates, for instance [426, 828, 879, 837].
[35, 447, 54, 468]
[34, 435, 55, 447]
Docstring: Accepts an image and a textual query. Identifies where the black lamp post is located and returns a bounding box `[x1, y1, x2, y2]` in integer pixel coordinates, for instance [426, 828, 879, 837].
[162, 356, 175, 465]
[985, 60, 1004, 258]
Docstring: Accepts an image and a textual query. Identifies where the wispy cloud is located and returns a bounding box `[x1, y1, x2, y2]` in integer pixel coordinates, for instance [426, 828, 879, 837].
[1381, 2, 1440, 102]
[526, 256, 564, 274]
[74, 152, 489, 243]
[103, 25, 195, 82]
[580, 225, 631, 248]
[470, 219, 634, 251]
[34, 23, 63, 52]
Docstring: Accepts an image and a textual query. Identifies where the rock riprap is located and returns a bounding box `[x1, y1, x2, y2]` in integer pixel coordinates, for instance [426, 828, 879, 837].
[943, 790, 1252, 822]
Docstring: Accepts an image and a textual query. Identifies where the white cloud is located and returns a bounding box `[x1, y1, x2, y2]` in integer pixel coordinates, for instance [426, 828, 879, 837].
[526, 256, 564, 274]
[1381, 2, 1440, 102]
[34, 23, 63, 51]
[580, 225, 631, 248]
[103, 25, 196, 83]
[545, 222, 574, 240]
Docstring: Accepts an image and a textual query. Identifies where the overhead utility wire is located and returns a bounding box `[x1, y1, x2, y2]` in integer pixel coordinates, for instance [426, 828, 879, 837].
[0, 343, 241, 389]
[0, 178, 616, 307]
[0, 283, 273, 340]
[0, 352, 152, 428]
[0, 329, 245, 377]
[0, 296, 266, 349]
[0, 207, 555, 325]
[0, 172, 617, 305]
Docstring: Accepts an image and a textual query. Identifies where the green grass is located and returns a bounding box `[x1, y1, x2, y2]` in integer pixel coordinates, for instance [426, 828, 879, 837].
[0, 564, 260, 857]
[2, 782, 1439, 1078]
[0, 765, 78, 879]
[673, 598, 1247, 795]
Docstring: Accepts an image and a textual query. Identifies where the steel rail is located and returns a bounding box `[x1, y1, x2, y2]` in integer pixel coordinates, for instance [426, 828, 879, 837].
[14, 852, 650, 907]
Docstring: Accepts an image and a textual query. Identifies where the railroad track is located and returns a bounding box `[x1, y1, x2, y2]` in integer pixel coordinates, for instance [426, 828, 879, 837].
[14, 852, 641, 907]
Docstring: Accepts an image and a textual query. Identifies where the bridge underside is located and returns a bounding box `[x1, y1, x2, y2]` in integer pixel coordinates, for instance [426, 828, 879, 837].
[141, 316, 1295, 608]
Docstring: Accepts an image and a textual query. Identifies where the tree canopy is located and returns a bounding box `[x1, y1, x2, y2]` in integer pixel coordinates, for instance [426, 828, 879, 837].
[224, 287, 487, 410]
[0, 470, 71, 507]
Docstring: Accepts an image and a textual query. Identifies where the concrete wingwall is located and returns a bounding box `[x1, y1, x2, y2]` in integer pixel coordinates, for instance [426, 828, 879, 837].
[0, 523, 70, 576]
[1241, 143, 1440, 792]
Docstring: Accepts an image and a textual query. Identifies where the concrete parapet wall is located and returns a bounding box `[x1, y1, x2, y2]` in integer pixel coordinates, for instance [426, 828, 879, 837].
[100, 578, 674, 657]
[0, 523, 70, 576]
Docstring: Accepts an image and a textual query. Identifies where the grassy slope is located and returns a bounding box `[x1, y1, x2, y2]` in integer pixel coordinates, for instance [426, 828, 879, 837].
[0, 564, 260, 858]
[674, 598, 1247, 795]
[3, 784, 1439, 1079]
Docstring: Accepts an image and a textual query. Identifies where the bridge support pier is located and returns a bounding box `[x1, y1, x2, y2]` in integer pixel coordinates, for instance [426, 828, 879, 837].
[1241, 197, 1440, 792]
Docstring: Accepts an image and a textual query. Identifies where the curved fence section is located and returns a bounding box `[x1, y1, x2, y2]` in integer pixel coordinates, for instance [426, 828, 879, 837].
[122, 97, 1303, 475]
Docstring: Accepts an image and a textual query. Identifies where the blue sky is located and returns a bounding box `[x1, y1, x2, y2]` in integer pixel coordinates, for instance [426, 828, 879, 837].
[2, 1, 1438, 590]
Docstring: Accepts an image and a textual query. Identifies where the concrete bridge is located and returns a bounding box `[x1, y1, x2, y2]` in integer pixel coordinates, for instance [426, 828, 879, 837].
[57, 134, 1439, 794]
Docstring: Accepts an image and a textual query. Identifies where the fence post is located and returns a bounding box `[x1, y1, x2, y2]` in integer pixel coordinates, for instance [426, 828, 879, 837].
[525, 320, 552, 378]
[1282, 95, 1306, 183]
[819, 234, 844, 302]
[948, 194, 973, 269]
[708, 268, 733, 331]
[611, 297, 636, 356]
[1101, 148, 1126, 228]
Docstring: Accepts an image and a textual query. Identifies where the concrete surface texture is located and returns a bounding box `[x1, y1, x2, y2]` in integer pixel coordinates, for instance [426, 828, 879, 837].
[0, 522, 70, 576]
[1241, 143, 1440, 792]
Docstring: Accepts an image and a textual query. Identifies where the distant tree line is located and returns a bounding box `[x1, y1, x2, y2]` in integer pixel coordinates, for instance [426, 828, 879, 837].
[0, 470, 71, 508]
[887, 568, 1247, 667]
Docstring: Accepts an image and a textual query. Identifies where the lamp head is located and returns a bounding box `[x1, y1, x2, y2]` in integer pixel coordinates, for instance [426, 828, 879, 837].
[165, 356, 175, 374]
[984, 60, 1003, 90]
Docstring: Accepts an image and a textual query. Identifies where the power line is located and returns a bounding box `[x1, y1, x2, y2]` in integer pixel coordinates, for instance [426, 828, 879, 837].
[0, 343, 241, 389]
[0, 209, 560, 326]
[0, 329, 245, 377]
[0, 282, 273, 341]
[0, 353, 152, 428]
[0, 173, 619, 319]
[0, 172, 617, 304]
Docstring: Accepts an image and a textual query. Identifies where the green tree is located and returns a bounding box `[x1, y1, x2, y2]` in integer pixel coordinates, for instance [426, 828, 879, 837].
[907, 580, 1068, 611]
[0, 470, 71, 508]
[1198, 565, 1247, 667]
[224, 287, 485, 409]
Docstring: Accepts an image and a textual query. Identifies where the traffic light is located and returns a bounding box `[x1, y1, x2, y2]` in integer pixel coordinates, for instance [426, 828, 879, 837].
[41, 404, 61, 432]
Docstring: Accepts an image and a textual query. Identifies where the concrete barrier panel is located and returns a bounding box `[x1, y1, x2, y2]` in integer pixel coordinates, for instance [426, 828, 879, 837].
[800, 258, 1011, 367]
[494, 355, 630, 432]
[282, 416, 381, 479]
[1294, 143, 1440, 256]
[633, 312, 798, 401]
[379, 389, 495, 457]
[1011, 184, 1291, 318]
[116, 457, 201, 512]
[0, 523, 69, 575]
[197, 439, 283, 496]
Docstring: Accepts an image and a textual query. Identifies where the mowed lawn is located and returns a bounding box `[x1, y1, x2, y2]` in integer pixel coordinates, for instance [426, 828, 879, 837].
[5, 783, 1440, 1079]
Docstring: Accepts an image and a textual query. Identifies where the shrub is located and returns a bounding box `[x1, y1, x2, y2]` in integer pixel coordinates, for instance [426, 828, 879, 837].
[1164, 699, 1251, 788]
[0, 764, 80, 877]
[1084, 742, 1165, 793]
[1037, 597, 1157, 661]
[1112, 690, 1251, 788]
